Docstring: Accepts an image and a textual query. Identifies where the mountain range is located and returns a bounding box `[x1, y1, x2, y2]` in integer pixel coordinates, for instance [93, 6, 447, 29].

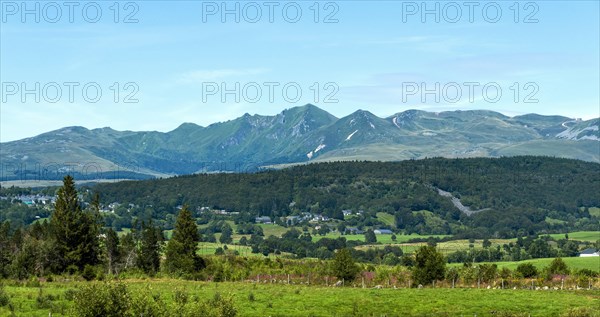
[1, 104, 599, 181]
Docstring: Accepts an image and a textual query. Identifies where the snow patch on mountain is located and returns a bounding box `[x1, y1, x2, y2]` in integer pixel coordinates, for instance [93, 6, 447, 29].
[556, 125, 599, 141]
[346, 130, 359, 141]
[307, 143, 326, 159]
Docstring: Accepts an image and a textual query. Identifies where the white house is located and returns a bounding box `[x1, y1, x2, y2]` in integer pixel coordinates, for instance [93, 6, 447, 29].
[579, 248, 600, 257]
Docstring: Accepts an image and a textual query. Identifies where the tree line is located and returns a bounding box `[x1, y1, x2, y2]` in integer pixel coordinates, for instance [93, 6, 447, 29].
[89, 156, 600, 238]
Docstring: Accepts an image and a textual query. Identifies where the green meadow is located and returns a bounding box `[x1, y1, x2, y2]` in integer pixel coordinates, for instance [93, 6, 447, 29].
[448, 256, 600, 272]
[1, 279, 599, 317]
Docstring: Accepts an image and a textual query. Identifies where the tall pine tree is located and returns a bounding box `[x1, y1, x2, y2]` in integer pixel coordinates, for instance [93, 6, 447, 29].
[50, 175, 100, 271]
[164, 205, 205, 275]
[136, 220, 163, 275]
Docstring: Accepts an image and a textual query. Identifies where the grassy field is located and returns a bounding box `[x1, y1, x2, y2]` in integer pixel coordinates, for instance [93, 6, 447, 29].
[448, 256, 600, 272]
[547, 231, 600, 242]
[375, 212, 395, 227]
[1, 279, 599, 317]
[314, 232, 450, 244]
[589, 207, 600, 218]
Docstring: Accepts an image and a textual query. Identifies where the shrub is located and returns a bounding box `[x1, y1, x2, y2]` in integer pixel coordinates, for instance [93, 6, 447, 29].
[82, 265, 96, 281]
[516, 263, 538, 278]
[560, 307, 600, 317]
[72, 282, 130, 317]
[129, 288, 167, 317]
[0, 284, 10, 307]
[64, 289, 78, 301]
[35, 288, 54, 309]
[179, 292, 237, 317]
[25, 277, 40, 288]
[548, 258, 570, 275]
[576, 269, 598, 278]
[174, 288, 189, 306]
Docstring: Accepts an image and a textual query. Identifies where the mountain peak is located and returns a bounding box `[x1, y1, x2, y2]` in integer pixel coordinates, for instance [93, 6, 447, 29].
[2, 107, 598, 180]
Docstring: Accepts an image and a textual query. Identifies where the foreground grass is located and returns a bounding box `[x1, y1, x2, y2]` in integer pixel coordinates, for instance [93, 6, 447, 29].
[2, 279, 599, 317]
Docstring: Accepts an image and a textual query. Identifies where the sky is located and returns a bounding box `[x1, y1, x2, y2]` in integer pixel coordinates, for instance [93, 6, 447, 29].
[1, 0, 599, 142]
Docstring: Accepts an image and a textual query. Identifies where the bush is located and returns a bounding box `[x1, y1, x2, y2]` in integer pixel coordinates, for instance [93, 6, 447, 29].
[36, 288, 54, 309]
[129, 288, 167, 317]
[174, 288, 189, 306]
[576, 269, 598, 278]
[516, 263, 538, 278]
[64, 289, 78, 301]
[82, 265, 96, 281]
[560, 307, 600, 317]
[548, 258, 570, 275]
[0, 284, 10, 307]
[72, 282, 130, 317]
[179, 292, 237, 317]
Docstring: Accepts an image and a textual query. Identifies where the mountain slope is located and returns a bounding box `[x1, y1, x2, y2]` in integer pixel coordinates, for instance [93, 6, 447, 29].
[1, 105, 598, 180]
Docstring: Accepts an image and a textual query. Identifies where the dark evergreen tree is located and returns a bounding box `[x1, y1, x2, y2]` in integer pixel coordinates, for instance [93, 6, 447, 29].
[105, 228, 120, 275]
[164, 205, 205, 275]
[0, 222, 11, 278]
[136, 220, 163, 275]
[219, 223, 233, 244]
[412, 245, 446, 286]
[50, 175, 100, 271]
[364, 229, 377, 244]
[332, 248, 359, 283]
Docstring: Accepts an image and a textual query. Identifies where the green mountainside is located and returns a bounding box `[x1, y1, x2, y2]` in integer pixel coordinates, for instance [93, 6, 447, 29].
[1, 105, 598, 180]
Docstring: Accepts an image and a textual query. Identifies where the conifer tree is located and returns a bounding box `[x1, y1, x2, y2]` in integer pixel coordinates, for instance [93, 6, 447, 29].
[50, 175, 100, 271]
[164, 205, 205, 274]
[136, 220, 163, 275]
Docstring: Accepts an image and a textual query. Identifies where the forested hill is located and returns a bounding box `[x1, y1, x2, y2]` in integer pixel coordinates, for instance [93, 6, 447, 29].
[92, 156, 600, 237]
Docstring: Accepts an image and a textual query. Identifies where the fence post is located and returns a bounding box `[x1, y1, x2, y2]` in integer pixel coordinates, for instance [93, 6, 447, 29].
[362, 277, 365, 289]
[561, 278, 564, 290]
[288, 274, 290, 285]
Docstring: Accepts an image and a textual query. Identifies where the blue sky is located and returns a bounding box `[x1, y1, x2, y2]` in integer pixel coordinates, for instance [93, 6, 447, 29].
[1, 0, 599, 142]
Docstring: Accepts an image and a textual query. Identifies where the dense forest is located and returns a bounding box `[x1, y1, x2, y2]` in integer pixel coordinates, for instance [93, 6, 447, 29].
[85, 156, 600, 238]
